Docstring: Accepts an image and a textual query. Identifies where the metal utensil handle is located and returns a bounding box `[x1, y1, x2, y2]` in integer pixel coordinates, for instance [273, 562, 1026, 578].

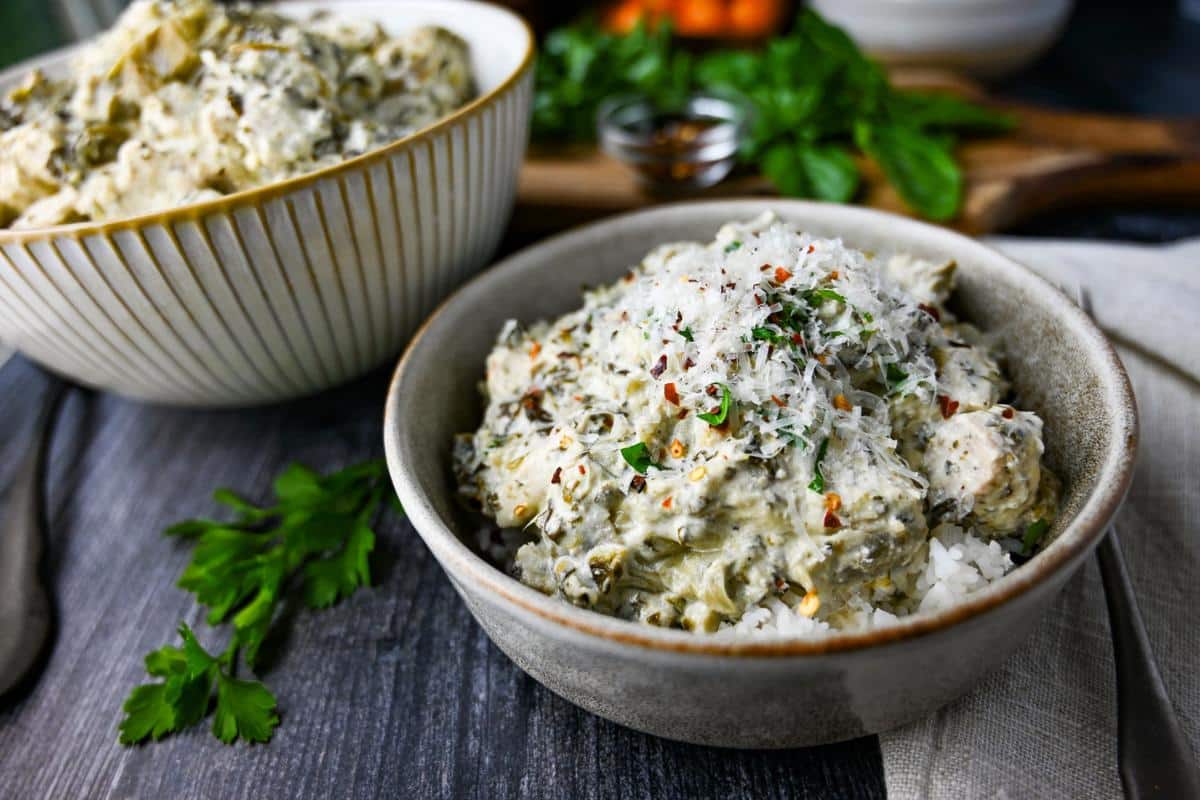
[1097, 531, 1200, 799]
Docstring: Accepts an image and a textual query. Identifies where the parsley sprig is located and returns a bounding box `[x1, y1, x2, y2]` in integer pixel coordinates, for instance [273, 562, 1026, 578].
[119, 460, 400, 746]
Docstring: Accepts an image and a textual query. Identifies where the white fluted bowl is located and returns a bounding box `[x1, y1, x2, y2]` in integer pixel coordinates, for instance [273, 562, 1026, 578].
[0, 0, 533, 406]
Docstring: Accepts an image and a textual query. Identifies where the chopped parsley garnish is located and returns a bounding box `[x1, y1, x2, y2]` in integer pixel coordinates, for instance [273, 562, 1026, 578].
[807, 437, 830, 493]
[803, 288, 847, 307]
[678, 326, 694, 342]
[1021, 518, 1051, 556]
[724, 240, 742, 253]
[751, 326, 789, 345]
[768, 300, 809, 332]
[697, 383, 733, 426]
[620, 442, 663, 474]
[118, 460, 400, 746]
[885, 363, 908, 392]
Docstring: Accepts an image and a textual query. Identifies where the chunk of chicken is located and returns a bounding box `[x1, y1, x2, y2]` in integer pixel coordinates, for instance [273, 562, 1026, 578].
[923, 405, 1044, 536]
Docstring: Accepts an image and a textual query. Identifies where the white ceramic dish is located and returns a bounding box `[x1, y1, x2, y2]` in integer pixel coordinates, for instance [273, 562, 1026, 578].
[384, 199, 1137, 748]
[0, 0, 534, 406]
[812, 0, 1074, 78]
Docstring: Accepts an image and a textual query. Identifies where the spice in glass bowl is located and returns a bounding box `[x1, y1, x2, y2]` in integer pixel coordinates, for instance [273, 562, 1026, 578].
[597, 94, 746, 192]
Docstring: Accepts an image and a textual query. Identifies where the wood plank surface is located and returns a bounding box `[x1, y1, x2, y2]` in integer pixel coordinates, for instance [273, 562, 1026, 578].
[0, 357, 885, 799]
[514, 69, 1200, 237]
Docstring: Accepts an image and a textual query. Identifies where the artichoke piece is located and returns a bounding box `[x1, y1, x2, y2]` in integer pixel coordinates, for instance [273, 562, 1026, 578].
[74, 123, 130, 167]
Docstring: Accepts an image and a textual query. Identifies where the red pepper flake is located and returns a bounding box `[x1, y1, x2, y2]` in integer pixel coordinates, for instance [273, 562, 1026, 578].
[662, 496, 673, 510]
[918, 303, 942, 322]
[754, 294, 763, 306]
[664, 382, 680, 406]
[519, 388, 543, 411]
[578, 465, 586, 474]
[623, 271, 636, 283]
[528, 341, 541, 358]
[807, 244, 815, 254]
[572, 395, 583, 402]
[705, 384, 719, 397]
[829, 270, 840, 280]
[1002, 407, 1015, 419]
[629, 475, 646, 493]
[550, 467, 562, 484]
[774, 267, 793, 283]
[677, 409, 689, 419]
[771, 395, 786, 408]
[790, 333, 804, 346]
[673, 310, 682, 329]
[683, 357, 695, 370]
[833, 393, 852, 412]
[650, 354, 667, 378]
[823, 511, 842, 529]
[937, 395, 960, 419]
[760, 263, 772, 272]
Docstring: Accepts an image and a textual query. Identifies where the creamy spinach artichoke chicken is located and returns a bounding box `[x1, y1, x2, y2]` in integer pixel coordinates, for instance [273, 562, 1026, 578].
[0, 0, 473, 228]
[455, 214, 1059, 635]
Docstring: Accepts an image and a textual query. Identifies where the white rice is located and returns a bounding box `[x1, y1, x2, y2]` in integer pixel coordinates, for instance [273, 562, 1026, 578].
[724, 526, 1013, 637]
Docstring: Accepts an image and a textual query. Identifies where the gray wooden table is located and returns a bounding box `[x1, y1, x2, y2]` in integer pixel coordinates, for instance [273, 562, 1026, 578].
[2, 2, 1198, 797]
[0, 359, 883, 799]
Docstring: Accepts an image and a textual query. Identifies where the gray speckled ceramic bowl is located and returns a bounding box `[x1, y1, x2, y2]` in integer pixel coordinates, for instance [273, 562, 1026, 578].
[383, 200, 1137, 748]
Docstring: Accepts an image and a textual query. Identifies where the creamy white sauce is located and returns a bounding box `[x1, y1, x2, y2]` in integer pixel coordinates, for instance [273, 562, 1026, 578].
[455, 214, 1058, 632]
[0, 0, 473, 228]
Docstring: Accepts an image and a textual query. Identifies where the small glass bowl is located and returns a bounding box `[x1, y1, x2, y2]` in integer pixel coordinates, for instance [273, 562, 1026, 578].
[597, 94, 747, 193]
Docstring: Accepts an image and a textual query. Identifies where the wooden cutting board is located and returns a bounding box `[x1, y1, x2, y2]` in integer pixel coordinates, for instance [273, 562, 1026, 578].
[513, 69, 1200, 235]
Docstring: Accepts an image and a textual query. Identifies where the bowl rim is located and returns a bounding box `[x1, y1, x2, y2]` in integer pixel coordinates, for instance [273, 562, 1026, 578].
[0, 0, 535, 245]
[384, 199, 1138, 657]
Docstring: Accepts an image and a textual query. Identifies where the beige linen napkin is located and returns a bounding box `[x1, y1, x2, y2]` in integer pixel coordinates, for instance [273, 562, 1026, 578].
[881, 237, 1200, 800]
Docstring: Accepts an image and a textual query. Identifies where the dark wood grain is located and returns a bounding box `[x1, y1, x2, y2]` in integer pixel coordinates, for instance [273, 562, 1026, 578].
[0, 356, 884, 800]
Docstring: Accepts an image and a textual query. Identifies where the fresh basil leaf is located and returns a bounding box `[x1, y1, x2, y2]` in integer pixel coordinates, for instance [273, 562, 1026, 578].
[856, 122, 962, 221]
[888, 91, 1015, 134]
[762, 141, 809, 197]
[797, 144, 860, 203]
